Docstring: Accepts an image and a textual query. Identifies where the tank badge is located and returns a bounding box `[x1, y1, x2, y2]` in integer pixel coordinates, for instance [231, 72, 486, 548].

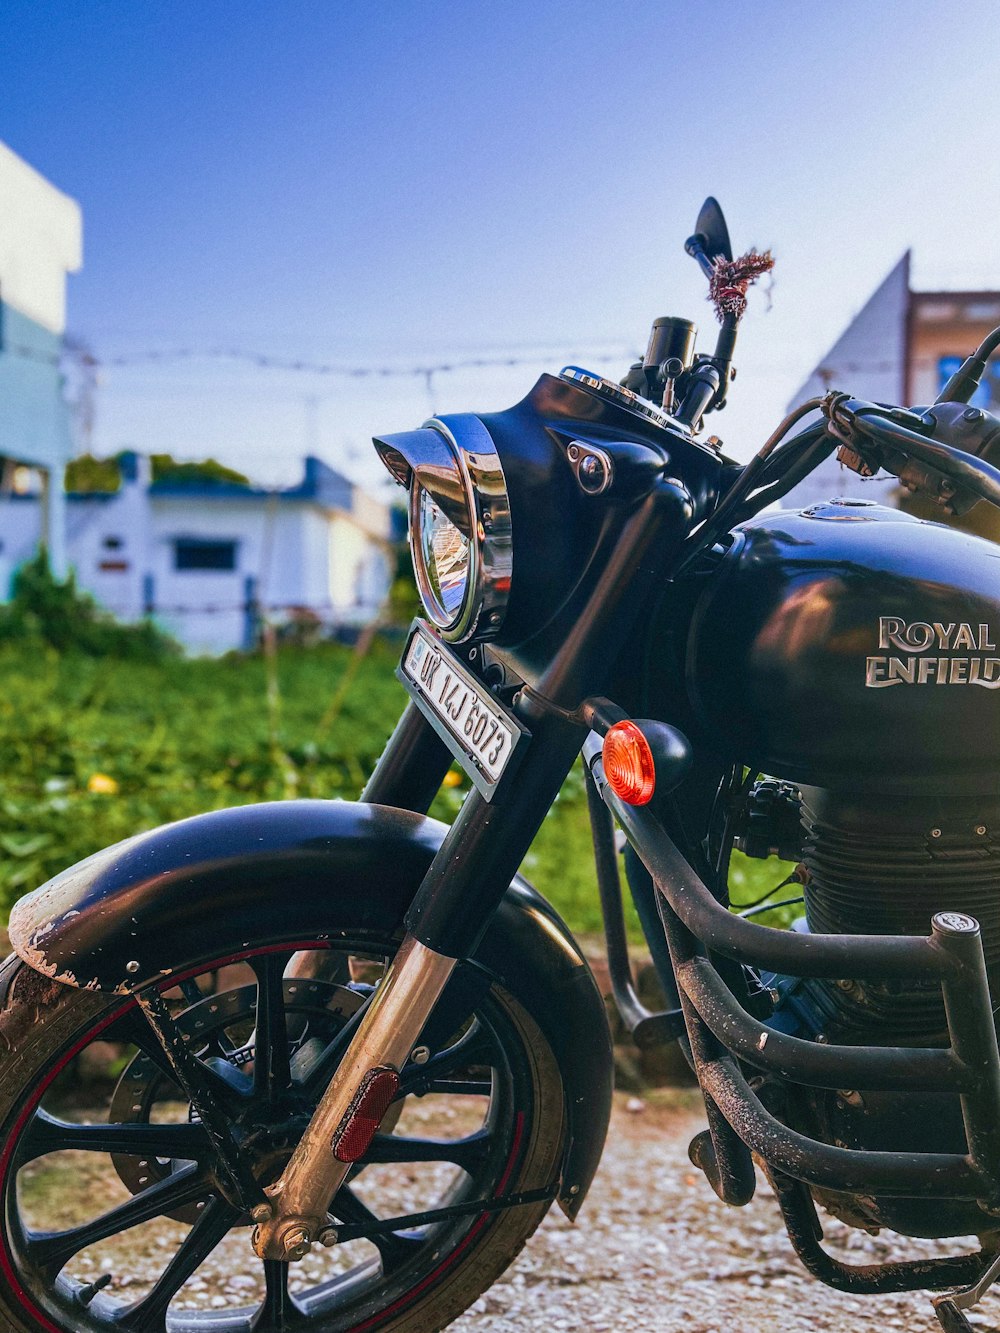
[866, 617, 1000, 689]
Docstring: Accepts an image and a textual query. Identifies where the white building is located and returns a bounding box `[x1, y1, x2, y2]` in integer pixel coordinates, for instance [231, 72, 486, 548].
[0, 140, 82, 582]
[785, 254, 1000, 509]
[0, 453, 396, 654]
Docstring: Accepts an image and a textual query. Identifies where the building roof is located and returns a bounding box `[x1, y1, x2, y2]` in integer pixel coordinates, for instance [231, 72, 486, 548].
[60, 452, 392, 541]
[148, 454, 354, 510]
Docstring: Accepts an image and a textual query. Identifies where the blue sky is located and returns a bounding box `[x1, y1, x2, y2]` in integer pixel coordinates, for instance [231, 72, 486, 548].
[2, 1, 1000, 491]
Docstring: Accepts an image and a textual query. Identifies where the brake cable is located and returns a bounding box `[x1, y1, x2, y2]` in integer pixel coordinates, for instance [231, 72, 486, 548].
[672, 396, 826, 576]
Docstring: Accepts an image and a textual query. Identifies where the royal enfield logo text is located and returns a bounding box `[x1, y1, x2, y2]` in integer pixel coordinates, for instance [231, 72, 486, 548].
[866, 617, 1000, 689]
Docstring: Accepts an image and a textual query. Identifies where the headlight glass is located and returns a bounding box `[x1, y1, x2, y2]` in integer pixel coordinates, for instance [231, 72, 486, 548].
[414, 485, 471, 627]
[381, 416, 510, 643]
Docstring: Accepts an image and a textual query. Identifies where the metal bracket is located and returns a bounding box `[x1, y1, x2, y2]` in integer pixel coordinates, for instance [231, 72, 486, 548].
[933, 1250, 1000, 1331]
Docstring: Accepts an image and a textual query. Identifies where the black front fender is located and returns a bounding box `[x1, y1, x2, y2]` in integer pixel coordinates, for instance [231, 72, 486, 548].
[8, 799, 612, 1218]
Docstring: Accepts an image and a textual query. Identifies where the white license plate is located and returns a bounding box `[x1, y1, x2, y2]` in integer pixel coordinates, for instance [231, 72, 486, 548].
[400, 627, 525, 792]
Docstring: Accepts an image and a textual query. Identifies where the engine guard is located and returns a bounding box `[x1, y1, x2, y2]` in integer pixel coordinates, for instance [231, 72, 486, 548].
[7, 798, 613, 1220]
[592, 765, 1000, 1293]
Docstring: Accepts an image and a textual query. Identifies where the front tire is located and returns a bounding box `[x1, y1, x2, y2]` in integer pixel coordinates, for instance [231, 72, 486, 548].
[0, 932, 565, 1332]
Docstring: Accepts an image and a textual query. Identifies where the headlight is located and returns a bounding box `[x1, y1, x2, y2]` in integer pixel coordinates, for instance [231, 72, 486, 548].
[411, 484, 471, 629]
[375, 415, 512, 643]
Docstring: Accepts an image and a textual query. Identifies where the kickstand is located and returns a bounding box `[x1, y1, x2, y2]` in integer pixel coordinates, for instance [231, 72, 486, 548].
[933, 1250, 1000, 1331]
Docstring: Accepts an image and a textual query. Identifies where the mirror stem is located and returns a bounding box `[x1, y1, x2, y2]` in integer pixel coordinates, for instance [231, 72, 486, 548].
[711, 315, 740, 410]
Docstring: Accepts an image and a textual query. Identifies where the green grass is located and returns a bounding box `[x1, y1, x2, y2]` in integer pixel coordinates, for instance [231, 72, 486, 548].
[0, 638, 794, 941]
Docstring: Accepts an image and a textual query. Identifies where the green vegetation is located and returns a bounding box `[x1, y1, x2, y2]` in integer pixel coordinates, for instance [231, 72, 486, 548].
[66, 452, 250, 493]
[0, 552, 175, 660]
[0, 628, 790, 935]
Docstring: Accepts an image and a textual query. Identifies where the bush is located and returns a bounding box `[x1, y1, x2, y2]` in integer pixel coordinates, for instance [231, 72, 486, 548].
[0, 551, 176, 660]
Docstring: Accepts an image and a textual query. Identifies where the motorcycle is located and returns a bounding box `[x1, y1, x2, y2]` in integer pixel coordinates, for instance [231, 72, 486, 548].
[2, 198, 1000, 1333]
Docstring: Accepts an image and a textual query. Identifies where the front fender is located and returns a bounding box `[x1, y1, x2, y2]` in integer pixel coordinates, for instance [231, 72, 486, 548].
[8, 799, 612, 1218]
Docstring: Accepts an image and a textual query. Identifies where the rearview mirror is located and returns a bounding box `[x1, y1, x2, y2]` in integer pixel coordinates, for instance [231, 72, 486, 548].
[690, 196, 732, 263]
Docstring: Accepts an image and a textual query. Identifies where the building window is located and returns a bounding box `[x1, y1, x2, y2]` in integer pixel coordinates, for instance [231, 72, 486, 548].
[174, 539, 238, 571]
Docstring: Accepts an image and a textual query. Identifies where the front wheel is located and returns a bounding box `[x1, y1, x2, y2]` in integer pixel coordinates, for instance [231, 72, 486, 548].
[0, 932, 565, 1332]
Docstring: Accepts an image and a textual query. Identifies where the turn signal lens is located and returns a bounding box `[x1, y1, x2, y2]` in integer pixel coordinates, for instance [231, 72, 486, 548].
[602, 721, 656, 805]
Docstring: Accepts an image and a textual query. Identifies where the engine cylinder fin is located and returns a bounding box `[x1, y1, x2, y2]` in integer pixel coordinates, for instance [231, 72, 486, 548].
[800, 789, 1000, 1041]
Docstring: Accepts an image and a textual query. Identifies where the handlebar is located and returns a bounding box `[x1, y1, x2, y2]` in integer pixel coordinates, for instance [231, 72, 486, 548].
[826, 396, 1000, 514]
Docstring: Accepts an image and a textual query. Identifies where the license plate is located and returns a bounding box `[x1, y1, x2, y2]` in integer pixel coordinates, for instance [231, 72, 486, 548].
[398, 625, 528, 798]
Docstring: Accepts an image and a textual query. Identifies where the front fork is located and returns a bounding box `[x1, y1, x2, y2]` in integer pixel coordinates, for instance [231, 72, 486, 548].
[252, 934, 457, 1259]
[253, 697, 585, 1260]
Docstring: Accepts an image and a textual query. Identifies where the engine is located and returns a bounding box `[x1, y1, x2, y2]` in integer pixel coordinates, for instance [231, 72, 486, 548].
[686, 498, 1000, 1237]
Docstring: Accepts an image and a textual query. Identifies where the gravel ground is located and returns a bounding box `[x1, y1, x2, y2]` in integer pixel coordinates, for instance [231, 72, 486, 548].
[453, 1091, 1000, 1333]
[20, 1090, 1000, 1331]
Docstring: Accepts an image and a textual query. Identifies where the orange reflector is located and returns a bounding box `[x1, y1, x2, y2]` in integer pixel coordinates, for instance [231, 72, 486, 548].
[602, 720, 656, 806]
[332, 1066, 400, 1163]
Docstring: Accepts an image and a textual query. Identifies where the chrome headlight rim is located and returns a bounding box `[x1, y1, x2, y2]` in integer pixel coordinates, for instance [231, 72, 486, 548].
[409, 415, 512, 644]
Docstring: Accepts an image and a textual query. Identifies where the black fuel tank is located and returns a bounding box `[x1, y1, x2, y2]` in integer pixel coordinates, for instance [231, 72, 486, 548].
[686, 499, 1000, 792]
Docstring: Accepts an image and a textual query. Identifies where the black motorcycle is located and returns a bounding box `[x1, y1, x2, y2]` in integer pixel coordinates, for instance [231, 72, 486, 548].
[4, 199, 1000, 1332]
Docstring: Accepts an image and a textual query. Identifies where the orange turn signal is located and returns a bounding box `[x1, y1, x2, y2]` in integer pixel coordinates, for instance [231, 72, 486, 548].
[602, 720, 656, 806]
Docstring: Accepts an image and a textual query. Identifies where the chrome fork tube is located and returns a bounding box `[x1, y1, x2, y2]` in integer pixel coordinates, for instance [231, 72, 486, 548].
[251, 934, 456, 1262]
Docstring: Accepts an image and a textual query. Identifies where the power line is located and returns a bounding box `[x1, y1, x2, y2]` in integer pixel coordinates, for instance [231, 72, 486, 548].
[2, 340, 992, 385]
[93, 346, 639, 377]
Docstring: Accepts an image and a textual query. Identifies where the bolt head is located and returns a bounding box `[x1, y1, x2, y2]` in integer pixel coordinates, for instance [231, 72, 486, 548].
[281, 1225, 313, 1262]
[964, 407, 985, 422]
[318, 1227, 339, 1248]
[410, 1045, 431, 1065]
[251, 1203, 272, 1224]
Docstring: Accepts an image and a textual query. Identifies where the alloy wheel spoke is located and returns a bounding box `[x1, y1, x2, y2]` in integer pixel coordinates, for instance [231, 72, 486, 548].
[249, 1260, 307, 1330]
[365, 1128, 492, 1174]
[398, 1021, 495, 1096]
[18, 1109, 209, 1165]
[115, 1012, 252, 1105]
[251, 954, 294, 1103]
[116, 1194, 238, 1331]
[198, 1029, 239, 1063]
[28, 1163, 210, 1278]
[178, 979, 205, 1009]
[299, 998, 372, 1099]
[332, 1186, 424, 1276]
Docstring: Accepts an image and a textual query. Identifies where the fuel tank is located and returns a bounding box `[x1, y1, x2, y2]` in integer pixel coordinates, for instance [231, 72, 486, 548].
[686, 499, 1000, 792]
